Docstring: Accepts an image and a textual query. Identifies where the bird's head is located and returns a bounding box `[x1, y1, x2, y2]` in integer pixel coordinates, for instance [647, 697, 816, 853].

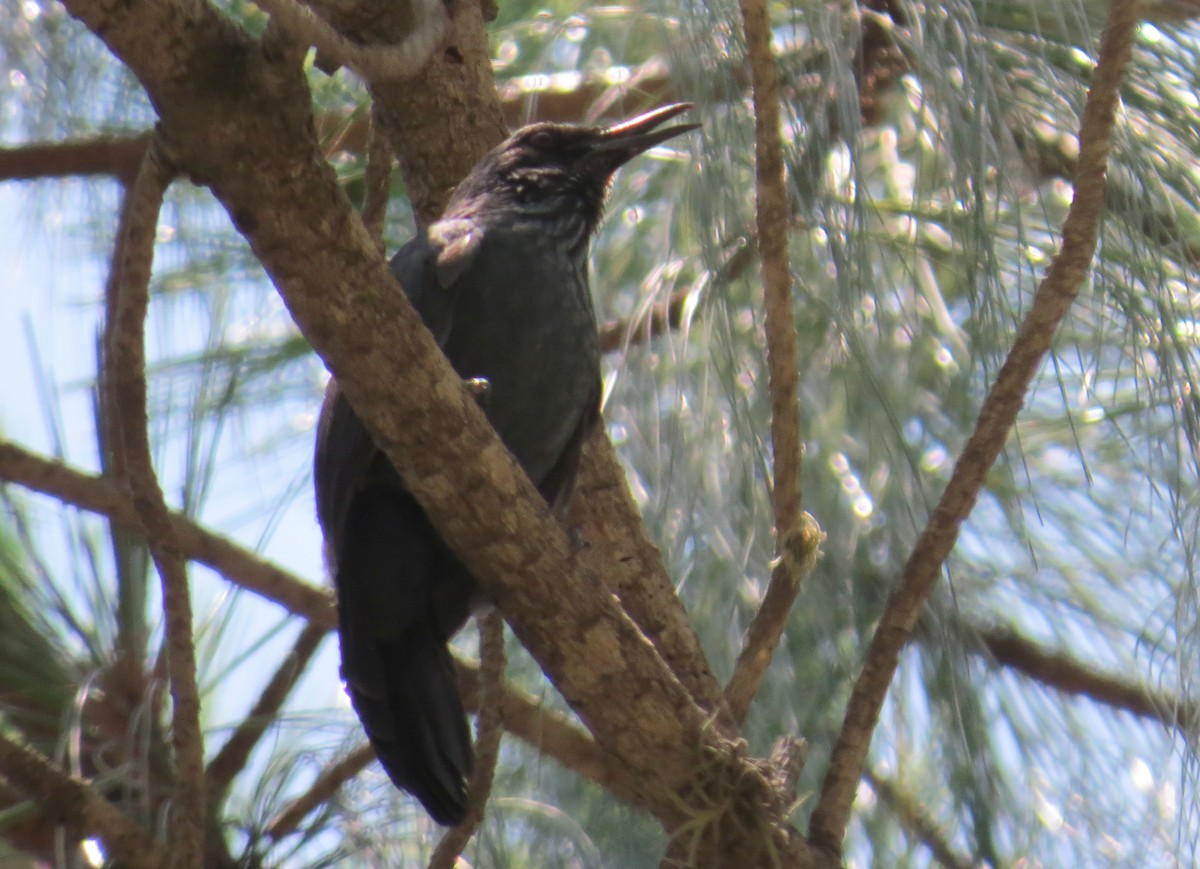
[447, 103, 699, 236]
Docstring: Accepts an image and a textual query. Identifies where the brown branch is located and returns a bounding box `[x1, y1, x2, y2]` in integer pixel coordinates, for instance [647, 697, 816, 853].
[722, 0, 813, 729]
[428, 612, 505, 869]
[809, 0, 1142, 854]
[0, 731, 167, 869]
[0, 134, 150, 184]
[264, 743, 375, 840]
[255, 0, 446, 81]
[101, 139, 205, 869]
[971, 623, 1198, 733]
[597, 287, 693, 355]
[205, 622, 328, 806]
[865, 768, 975, 869]
[573, 434, 734, 732]
[725, 517, 824, 725]
[0, 441, 336, 628]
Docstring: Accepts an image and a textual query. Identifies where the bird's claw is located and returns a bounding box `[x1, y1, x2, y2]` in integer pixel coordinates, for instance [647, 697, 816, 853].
[464, 377, 491, 408]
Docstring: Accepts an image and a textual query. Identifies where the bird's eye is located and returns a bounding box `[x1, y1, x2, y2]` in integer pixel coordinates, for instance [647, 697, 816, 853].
[529, 130, 554, 149]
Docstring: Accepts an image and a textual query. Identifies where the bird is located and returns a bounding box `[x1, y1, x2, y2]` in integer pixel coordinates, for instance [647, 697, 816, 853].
[313, 104, 698, 825]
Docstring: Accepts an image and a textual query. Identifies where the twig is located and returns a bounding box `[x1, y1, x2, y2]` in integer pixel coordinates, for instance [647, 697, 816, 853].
[0, 733, 167, 869]
[454, 659, 638, 805]
[264, 744, 375, 840]
[428, 612, 506, 868]
[0, 441, 336, 628]
[253, 0, 446, 81]
[971, 622, 1198, 732]
[725, 518, 823, 724]
[865, 768, 975, 869]
[361, 103, 393, 255]
[722, 0, 811, 727]
[808, 0, 1141, 853]
[100, 139, 205, 869]
[205, 622, 328, 805]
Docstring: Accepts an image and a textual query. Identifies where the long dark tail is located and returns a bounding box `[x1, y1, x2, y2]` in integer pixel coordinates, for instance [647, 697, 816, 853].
[334, 485, 473, 826]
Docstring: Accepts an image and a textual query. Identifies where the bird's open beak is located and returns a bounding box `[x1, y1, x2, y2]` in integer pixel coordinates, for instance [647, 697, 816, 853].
[585, 103, 699, 171]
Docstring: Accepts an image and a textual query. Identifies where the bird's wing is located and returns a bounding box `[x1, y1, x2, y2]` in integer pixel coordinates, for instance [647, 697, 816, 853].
[314, 382, 473, 825]
[313, 379, 383, 557]
[390, 220, 483, 346]
[537, 377, 603, 516]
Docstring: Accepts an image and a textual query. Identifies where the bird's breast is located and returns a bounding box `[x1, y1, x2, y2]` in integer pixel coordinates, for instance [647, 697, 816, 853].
[440, 236, 600, 484]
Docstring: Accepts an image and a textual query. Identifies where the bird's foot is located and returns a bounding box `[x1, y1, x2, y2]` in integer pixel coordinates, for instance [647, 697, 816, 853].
[464, 377, 491, 408]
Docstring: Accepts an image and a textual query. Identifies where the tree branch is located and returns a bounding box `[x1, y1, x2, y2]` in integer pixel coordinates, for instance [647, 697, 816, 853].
[0, 134, 150, 184]
[865, 768, 975, 869]
[101, 139, 206, 869]
[0, 441, 336, 627]
[722, 0, 820, 730]
[428, 612, 505, 869]
[0, 732, 167, 869]
[58, 0, 821, 858]
[970, 622, 1198, 733]
[809, 0, 1142, 853]
[205, 622, 328, 806]
[264, 743, 375, 840]
[254, 0, 446, 81]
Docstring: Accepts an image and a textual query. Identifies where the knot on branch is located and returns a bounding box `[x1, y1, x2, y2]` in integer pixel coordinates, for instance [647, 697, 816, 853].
[771, 511, 824, 579]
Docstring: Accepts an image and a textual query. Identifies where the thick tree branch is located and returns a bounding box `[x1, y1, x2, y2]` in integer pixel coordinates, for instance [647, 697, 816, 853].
[67, 0, 724, 823]
[809, 0, 1141, 853]
[101, 141, 206, 869]
[0, 732, 166, 869]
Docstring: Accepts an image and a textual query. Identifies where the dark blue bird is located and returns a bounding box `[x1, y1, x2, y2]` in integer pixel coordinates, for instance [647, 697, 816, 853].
[314, 104, 697, 825]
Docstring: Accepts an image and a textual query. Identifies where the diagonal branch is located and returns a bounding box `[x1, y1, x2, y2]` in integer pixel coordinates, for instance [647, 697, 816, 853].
[263, 743, 375, 840]
[0, 441, 336, 628]
[101, 139, 206, 869]
[968, 622, 1198, 733]
[205, 622, 328, 806]
[723, 0, 815, 728]
[865, 768, 975, 869]
[60, 0, 815, 857]
[0, 733, 167, 869]
[809, 0, 1142, 853]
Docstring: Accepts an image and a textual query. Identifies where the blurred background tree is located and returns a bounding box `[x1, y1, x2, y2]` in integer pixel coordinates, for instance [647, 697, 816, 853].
[0, 0, 1196, 865]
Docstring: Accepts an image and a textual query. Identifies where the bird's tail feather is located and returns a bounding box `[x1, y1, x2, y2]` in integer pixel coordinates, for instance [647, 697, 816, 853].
[358, 627, 473, 826]
[335, 485, 474, 826]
